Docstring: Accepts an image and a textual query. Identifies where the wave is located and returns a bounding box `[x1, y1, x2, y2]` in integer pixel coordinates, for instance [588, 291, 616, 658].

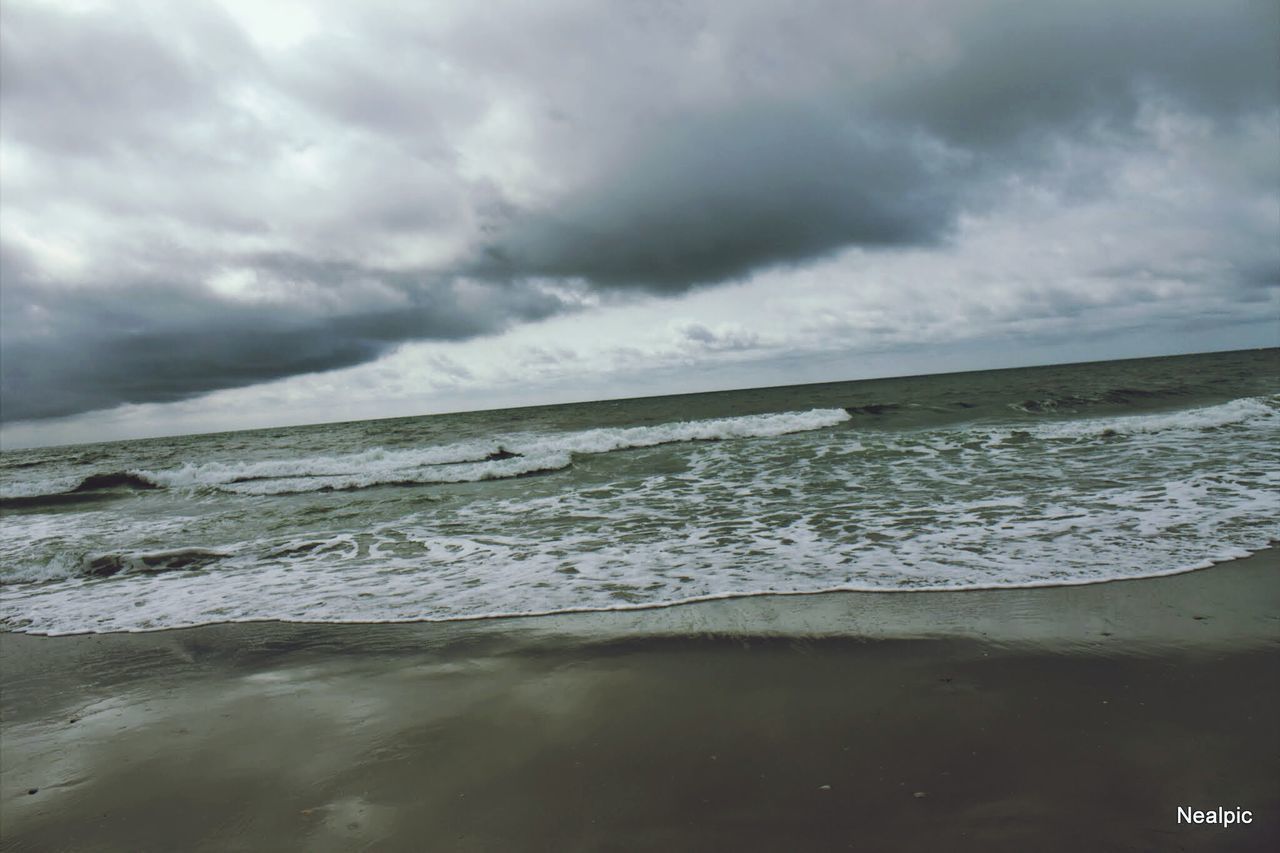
[1032, 395, 1277, 440]
[130, 408, 852, 496]
[0, 548, 230, 584]
[1007, 384, 1196, 415]
[3, 399, 1267, 505]
[79, 548, 230, 578]
[0, 470, 162, 509]
[70, 472, 160, 492]
[2, 458, 51, 470]
[843, 403, 902, 416]
[223, 453, 575, 495]
[2, 409, 850, 502]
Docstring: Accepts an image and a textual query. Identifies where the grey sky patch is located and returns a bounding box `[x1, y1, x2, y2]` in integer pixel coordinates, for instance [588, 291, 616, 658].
[0, 2, 256, 159]
[868, 0, 1279, 149]
[674, 321, 761, 352]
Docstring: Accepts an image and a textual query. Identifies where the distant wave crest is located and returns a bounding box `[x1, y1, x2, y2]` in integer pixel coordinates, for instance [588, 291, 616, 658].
[0, 470, 162, 508]
[113, 408, 852, 496]
[4, 401, 1270, 505]
[1031, 395, 1277, 439]
[1005, 384, 1199, 415]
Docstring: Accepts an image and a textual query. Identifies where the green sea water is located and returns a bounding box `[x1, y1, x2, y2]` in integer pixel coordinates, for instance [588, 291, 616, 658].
[1, 348, 1276, 634]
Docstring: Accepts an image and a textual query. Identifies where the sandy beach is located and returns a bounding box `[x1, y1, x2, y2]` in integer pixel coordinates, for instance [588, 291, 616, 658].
[3, 550, 1277, 852]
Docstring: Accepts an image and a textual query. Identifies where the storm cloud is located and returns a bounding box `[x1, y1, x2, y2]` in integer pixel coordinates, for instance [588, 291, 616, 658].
[0, 244, 569, 420]
[471, 104, 963, 289]
[1, 0, 1276, 422]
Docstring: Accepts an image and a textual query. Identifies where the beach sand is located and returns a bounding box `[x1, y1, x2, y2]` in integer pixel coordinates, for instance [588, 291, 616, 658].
[3, 550, 1277, 852]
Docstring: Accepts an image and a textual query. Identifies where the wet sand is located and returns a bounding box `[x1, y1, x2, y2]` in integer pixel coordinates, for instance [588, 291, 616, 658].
[3, 550, 1278, 852]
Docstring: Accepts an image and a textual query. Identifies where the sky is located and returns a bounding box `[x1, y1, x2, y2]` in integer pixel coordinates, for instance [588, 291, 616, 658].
[1, 0, 1277, 448]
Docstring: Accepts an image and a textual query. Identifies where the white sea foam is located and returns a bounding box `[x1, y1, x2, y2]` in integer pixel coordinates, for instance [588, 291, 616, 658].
[2, 395, 1276, 635]
[1, 553, 83, 584]
[4, 432, 1277, 634]
[1032, 395, 1277, 439]
[135, 408, 852, 495]
[0, 475, 84, 500]
[222, 453, 576, 495]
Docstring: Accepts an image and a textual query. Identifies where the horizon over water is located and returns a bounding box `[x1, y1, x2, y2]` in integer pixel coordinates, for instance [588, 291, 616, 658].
[3, 345, 1268, 452]
[1, 348, 1276, 635]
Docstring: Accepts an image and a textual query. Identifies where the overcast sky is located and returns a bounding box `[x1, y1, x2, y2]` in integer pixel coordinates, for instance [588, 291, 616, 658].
[1, 0, 1277, 447]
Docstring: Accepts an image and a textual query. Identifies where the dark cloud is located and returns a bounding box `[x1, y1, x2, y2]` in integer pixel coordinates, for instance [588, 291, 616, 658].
[472, 0, 1278, 292]
[869, 0, 1279, 148]
[472, 104, 961, 290]
[1, 0, 1276, 422]
[0, 246, 567, 420]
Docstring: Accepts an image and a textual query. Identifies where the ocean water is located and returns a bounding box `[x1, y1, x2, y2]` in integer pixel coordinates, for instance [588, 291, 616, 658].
[1, 349, 1276, 635]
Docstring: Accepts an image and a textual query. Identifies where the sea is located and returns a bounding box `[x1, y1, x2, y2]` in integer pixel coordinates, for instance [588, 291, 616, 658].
[1, 348, 1276, 635]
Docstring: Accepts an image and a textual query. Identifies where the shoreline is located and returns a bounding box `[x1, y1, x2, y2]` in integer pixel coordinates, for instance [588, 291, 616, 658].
[4, 542, 1276, 640]
[5, 545, 1275, 647]
[3, 549, 1278, 851]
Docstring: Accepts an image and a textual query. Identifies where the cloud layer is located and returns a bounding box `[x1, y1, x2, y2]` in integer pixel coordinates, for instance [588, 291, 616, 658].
[1, 0, 1276, 422]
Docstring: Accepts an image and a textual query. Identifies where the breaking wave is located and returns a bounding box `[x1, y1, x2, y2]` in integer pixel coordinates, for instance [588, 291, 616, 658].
[1031, 396, 1277, 439]
[0, 548, 230, 584]
[134, 408, 853, 496]
[0, 470, 162, 509]
[77, 548, 230, 578]
[0, 409, 851, 501]
[1, 357, 1276, 633]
